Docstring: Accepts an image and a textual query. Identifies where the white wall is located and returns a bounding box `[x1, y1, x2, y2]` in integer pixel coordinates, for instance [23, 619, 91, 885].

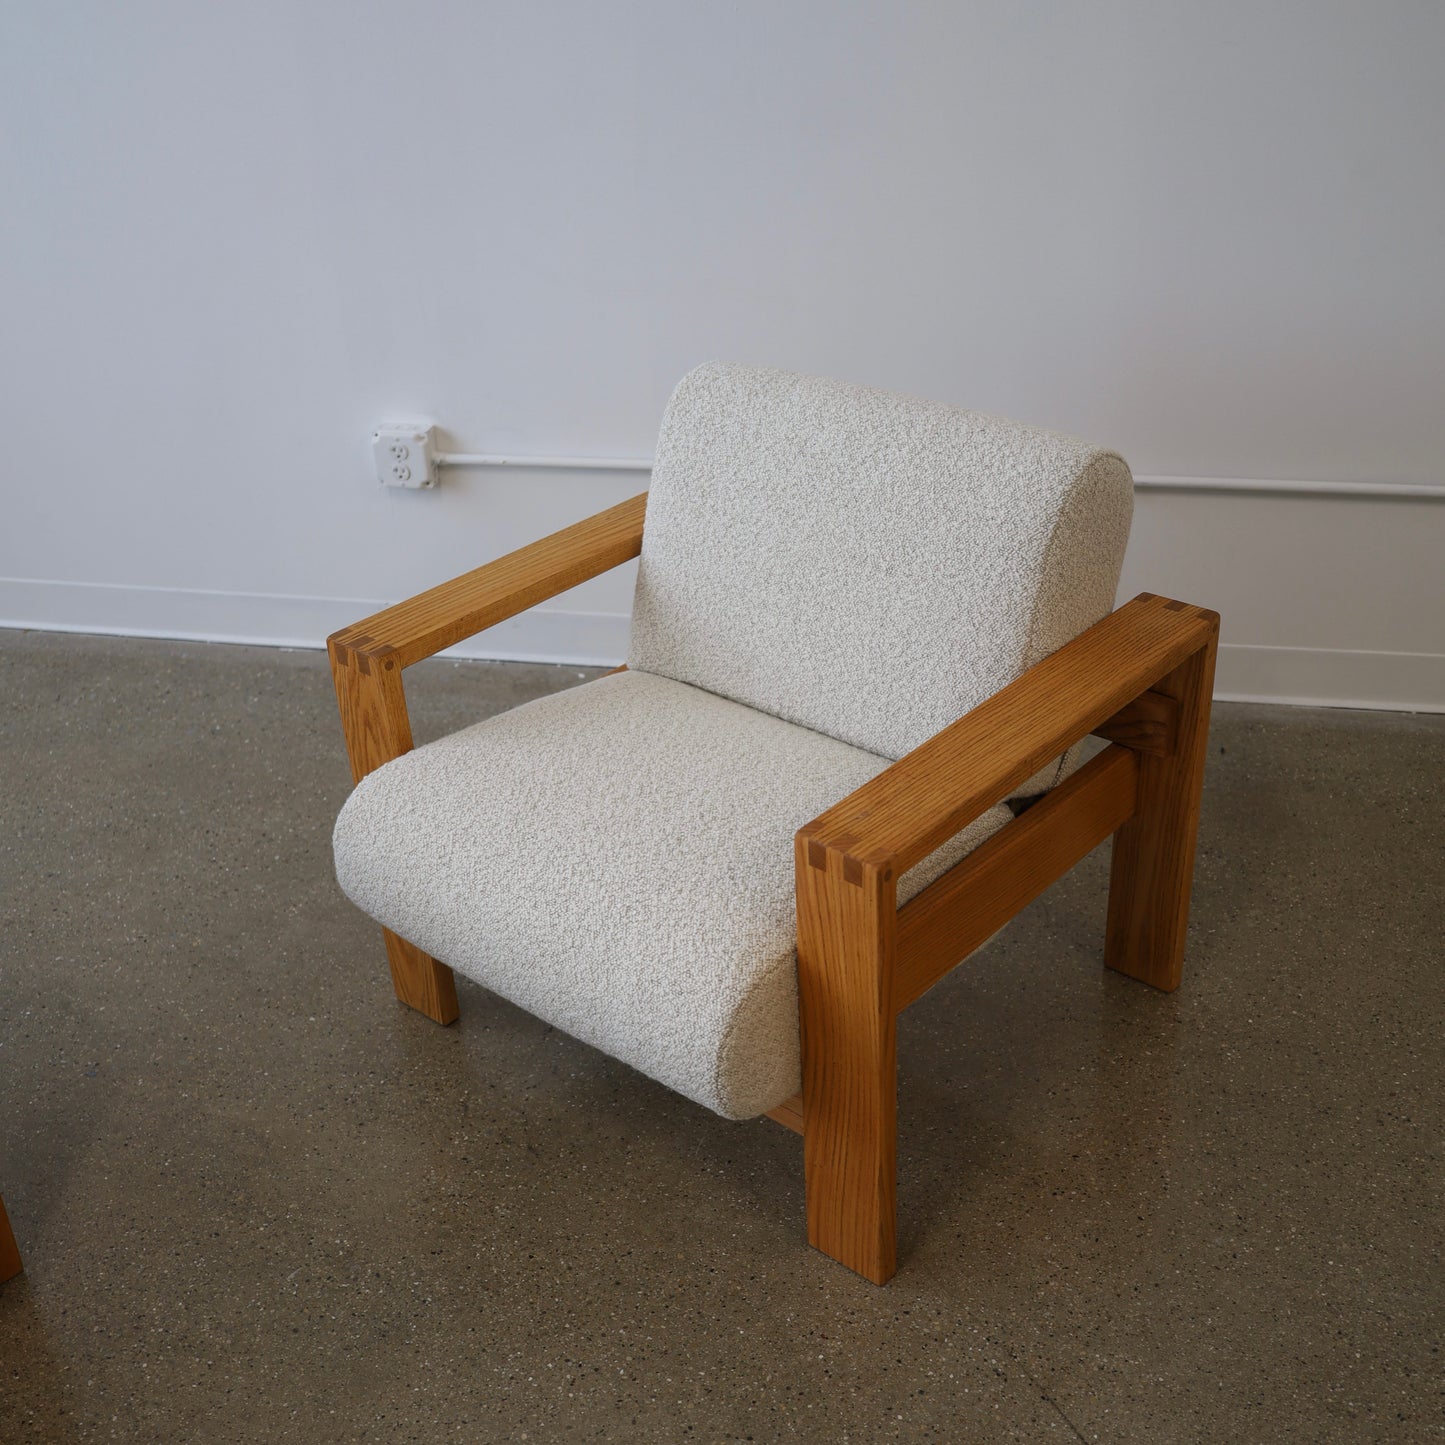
[2, 1, 1441, 708]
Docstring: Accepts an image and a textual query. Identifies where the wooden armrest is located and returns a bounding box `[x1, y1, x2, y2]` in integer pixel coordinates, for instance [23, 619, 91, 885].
[797, 593, 1220, 879]
[328, 491, 648, 671]
[328, 492, 646, 784]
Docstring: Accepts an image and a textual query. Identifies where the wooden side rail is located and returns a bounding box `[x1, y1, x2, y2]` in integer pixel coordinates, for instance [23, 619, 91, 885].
[327, 492, 649, 1022]
[893, 743, 1140, 1011]
[764, 716, 1172, 1130]
[798, 594, 1218, 879]
[763, 743, 1152, 1129]
[793, 593, 1219, 1283]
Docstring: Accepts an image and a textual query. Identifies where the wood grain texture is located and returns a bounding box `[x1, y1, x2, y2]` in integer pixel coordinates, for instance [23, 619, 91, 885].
[791, 593, 1216, 1283]
[328, 492, 647, 670]
[383, 926, 460, 1025]
[797, 839, 899, 1284]
[1092, 689, 1178, 756]
[764, 1094, 805, 1134]
[893, 744, 1140, 1012]
[328, 637, 413, 786]
[1105, 626, 1220, 991]
[328, 636, 458, 1024]
[798, 594, 1218, 878]
[0, 1194, 21, 1283]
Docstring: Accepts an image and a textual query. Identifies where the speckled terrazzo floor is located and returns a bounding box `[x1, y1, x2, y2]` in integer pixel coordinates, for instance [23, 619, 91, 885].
[1, 628, 1440, 1443]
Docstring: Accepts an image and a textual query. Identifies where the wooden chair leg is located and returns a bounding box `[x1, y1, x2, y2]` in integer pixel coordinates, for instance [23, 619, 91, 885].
[330, 636, 460, 1027]
[796, 840, 899, 1284]
[1105, 620, 1219, 990]
[383, 927, 460, 1025]
[0, 1194, 22, 1283]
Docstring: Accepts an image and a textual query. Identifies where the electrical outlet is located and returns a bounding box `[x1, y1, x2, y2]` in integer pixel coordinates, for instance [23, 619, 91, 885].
[372, 423, 438, 489]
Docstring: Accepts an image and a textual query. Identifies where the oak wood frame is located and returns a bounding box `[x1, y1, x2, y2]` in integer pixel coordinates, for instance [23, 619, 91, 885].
[0, 1193, 21, 1284]
[789, 591, 1218, 1281]
[328, 497, 1217, 1285]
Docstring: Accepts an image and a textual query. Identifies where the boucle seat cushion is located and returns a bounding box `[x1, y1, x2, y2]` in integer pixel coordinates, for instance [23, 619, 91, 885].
[334, 669, 1012, 1119]
[629, 362, 1133, 791]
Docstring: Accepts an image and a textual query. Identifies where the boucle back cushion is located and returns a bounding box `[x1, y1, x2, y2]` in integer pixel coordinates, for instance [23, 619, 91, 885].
[628, 362, 1133, 763]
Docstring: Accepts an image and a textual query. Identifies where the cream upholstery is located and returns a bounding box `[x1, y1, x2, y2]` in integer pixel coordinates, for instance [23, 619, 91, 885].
[335, 669, 1013, 1119]
[333, 363, 1136, 1120]
[629, 362, 1133, 791]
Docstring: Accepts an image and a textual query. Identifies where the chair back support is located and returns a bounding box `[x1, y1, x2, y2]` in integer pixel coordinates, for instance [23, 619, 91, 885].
[628, 362, 1133, 761]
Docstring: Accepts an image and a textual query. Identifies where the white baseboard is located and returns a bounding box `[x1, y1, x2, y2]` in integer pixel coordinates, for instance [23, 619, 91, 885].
[0, 577, 632, 668]
[2, 577, 1441, 712]
[1213, 643, 1444, 713]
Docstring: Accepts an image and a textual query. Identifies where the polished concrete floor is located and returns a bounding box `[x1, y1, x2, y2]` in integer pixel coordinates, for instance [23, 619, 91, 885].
[0, 628, 1440, 1443]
